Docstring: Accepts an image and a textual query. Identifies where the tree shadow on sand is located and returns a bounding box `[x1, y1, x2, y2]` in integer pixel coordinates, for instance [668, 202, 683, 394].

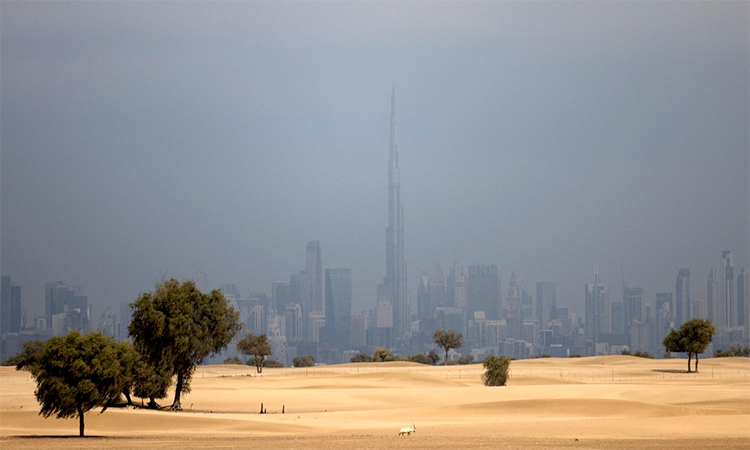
[652, 369, 692, 374]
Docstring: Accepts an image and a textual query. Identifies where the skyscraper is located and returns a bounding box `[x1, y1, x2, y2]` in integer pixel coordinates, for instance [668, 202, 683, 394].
[467, 264, 501, 320]
[737, 267, 747, 332]
[655, 292, 673, 346]
[536, 281, 556, 328]
[322, 268, 352, 352]
[585, 274, 608, 345]
[382, 87, 408, 344]
[721, 251, 735, 327]
[306, 240, 323, 314]
[675, 269, 690, 327]
[1, 276, 21, 335]
[707, 268, 721, 325]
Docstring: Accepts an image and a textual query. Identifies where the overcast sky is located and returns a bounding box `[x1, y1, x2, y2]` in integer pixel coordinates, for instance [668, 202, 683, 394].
[2, 1, 748, 322]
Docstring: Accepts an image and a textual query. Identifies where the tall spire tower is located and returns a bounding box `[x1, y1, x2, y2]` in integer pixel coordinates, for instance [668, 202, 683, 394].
[384, 86, 409, 344]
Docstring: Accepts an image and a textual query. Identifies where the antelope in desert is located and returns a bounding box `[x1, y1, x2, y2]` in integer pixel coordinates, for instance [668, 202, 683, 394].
[398, 424, 416, 437]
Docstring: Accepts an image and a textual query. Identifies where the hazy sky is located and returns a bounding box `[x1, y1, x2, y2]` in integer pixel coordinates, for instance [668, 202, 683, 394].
[2, 1, 748, 322]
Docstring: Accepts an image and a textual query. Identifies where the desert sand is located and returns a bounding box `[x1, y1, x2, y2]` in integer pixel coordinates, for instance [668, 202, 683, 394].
[1, 355, 748, 449]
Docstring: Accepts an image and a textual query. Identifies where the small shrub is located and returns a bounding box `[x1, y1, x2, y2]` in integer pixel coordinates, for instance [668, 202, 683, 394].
[292, 355, 315, 367]
[349, 352, 370, 363]
[482, 355, 511, 386]
[371, 347, 393, 362]
[407, 353, 433, 365]
[263, 359, 284, 368]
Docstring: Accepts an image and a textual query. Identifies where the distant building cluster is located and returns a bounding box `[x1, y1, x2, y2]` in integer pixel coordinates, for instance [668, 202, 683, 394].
[2, 91, 748, 364]
[1, 278, 93, 361]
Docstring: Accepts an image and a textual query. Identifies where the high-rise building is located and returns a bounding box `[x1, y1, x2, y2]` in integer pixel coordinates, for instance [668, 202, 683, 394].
[675, 269, 690, 327]
[271, 282, 290, 315]
[220, 283, 241, 299]
[283, 303, 303, 343]
[585, 280, 608, 344]
[289, 271, 309, 338]
[623, 287, 646, 328]
[322, 269, 352, 352]
[707, 268, 721, 326]
[430, 262, 446, 311]
[447, 262, 467, 308]
[350, 315, 367, 348]
[1, 276, 22, 334]
[381, 87, 409, 345]
[306, 241, 323, 314]
[655, 292, 673, 349]
[692, 296, 708, 319]
[417, 272, 431, 320]
[536, 281, 557, 328]
[521, 289, 533, 322]
[467, 264, 501, 320]
[506, 272, 521, 317]
[721, 251, 736, 327]
[45, 281, 89, 336]
[737, 268, 748, 334]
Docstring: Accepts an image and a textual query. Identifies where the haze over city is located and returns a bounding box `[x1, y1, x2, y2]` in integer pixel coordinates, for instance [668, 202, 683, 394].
[1, 1, 748, 327]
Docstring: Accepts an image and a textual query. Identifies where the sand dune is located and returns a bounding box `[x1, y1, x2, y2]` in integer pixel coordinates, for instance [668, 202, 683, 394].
[1, 356, 748, 449]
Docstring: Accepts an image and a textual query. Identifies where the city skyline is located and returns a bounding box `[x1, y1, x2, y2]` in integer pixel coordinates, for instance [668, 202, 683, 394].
[1, 2, 748, 325]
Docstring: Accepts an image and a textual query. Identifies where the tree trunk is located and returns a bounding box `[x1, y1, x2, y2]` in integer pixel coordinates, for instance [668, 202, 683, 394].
[694, 352, 699, 373]
[147, 397, 158, 409]
[171, 371, 183, 411]
[687, 352, 692, 373]
[77, 404, 85, 437]
[444, 348, 449, 365]
[257, 357, 264, 374]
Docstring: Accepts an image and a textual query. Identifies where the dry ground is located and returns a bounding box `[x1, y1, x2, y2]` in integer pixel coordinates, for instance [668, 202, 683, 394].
[1, 355, 748, 449]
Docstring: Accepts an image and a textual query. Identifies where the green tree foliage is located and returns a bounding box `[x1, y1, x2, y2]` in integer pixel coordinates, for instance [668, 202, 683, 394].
[680, 319, 715, 373]
[663, 319, 715, 373]
[237, 332, 272, 373]
[407, 353, 432, 365]
[2, 339, 44, 369]
[224, 356, 242, 365]
[349, 352, 370, 363]
[482, 355, 511, 387]
[433, 328, 463, 365]
[262, 359, 284, 368]
[292, 355, 315, 367]
[620, 349, 654, 358]
[371, 347, 394, 362]
[26, 331, 128, 436]
[715, 344, 750, 357]
[129, 278, 241, 410]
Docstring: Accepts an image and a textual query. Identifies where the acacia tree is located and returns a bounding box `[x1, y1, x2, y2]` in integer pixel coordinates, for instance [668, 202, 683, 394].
[237, 332, 272, 373]
[680, 319, 715, 373]
[663, 319, 715, 373]
[129, 279, 241, 410]
[26, 331, 128, 436]
[433, 328, 463, 365]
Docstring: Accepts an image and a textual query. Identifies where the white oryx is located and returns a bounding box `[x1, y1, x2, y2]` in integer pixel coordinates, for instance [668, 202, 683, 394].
[398, 424, 416, 437]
